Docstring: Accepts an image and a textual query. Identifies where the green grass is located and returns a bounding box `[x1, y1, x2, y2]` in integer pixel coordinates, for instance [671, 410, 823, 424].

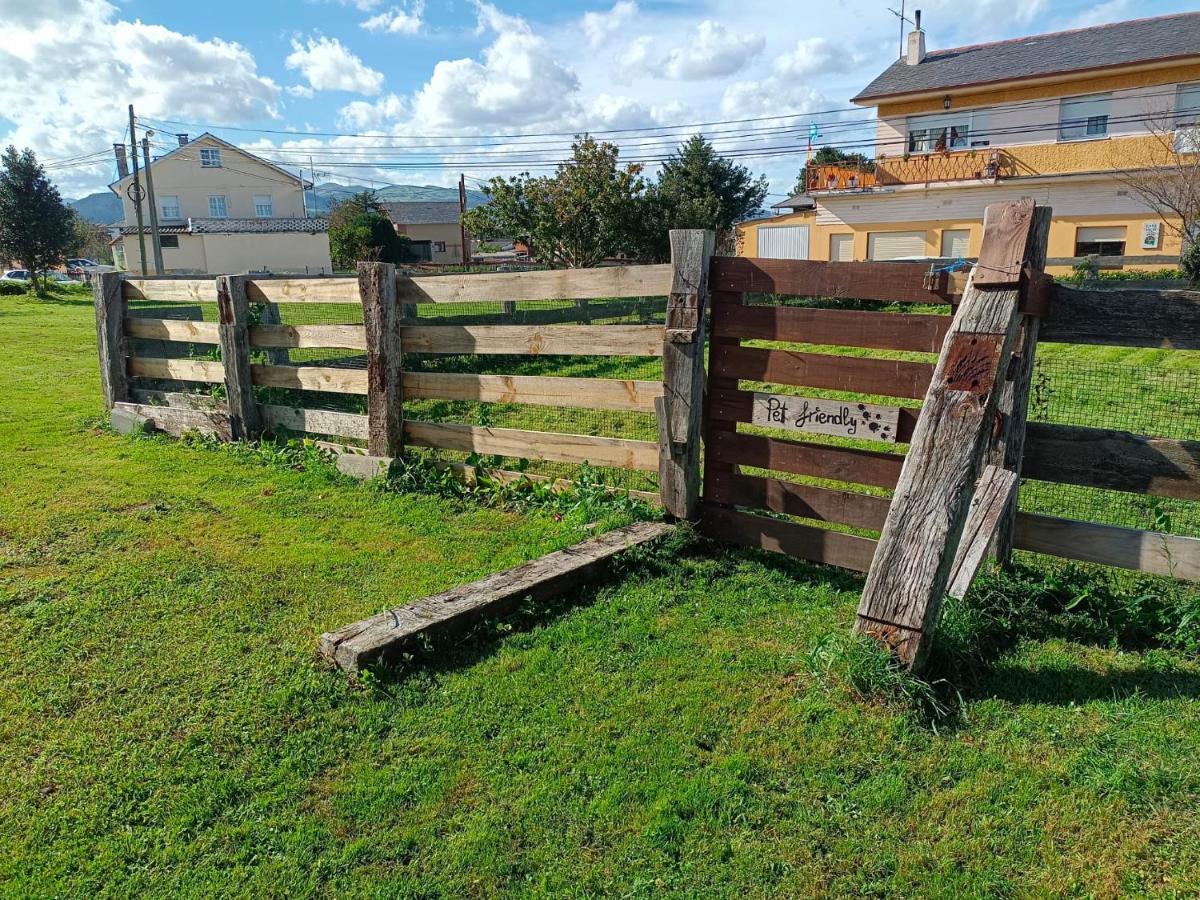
[3, 288, 1200, 896]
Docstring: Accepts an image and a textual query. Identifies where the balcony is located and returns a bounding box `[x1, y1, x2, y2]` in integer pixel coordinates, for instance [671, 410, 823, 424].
[809, 149, 1015, 192]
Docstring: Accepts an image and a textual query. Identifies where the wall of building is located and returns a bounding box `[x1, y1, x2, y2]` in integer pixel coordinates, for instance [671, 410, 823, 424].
[121, 232, 332, 275]
[397, 222, 464, 264]
[735, 210, 819, 259]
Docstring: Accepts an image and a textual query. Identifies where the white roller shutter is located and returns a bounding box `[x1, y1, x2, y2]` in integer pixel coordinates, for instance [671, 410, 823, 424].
[1075, 226, 1126, 243]
[757, 225, 809, 260]
[940, 229, 970, 258]
[829, 233, 854, 262]
[867, 231, 926, 260]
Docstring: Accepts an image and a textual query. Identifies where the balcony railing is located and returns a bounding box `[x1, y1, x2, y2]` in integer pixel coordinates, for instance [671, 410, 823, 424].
[809, 149, 1014, 192]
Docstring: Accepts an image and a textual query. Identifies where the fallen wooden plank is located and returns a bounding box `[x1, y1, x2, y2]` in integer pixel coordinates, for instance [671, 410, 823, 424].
[404, 372, 661, 412]
[1024, 423, 1200, 501]
[112, 400, 231, 439]
[404, 420, 660, 471]
[400, 324, 665, 356]
[319, 520, 674, 674]
[707, 430, 904, 489]
[1041, 285, 1200, 349]
[700, 506, 877, 572]
[709, 257, 964, 304]
[127, 356, 224, 383]
[706, 470, 890, 531]
[945, 465, 1019, 598]
[1014, 513, 1200, 582]
[711, 300, 951, 353]
[707, 387, 920, 442]
[394, 264, 673, 304]
[124, 317, 220, 344]
[713, 344, 934, 400]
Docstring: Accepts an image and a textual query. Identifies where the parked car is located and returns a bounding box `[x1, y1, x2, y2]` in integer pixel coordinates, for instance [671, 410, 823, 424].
[1, 269, 30, 282]
[40, 270, 75, 283]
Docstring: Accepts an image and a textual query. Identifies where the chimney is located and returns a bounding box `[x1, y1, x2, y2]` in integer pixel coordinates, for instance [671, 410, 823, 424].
[113, 143, 129, 179]
[907, 9, 926, 65]
[177, 133, 189, 146]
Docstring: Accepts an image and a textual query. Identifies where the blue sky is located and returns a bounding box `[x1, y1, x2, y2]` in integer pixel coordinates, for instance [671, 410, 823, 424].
[1, 0, 1195, 200]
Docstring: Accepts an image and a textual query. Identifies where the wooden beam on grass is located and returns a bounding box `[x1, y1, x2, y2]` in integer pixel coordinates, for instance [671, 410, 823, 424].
[216, 274, 261, 441]
[319, 520, 674, 674]
[359, 261, 403, 457]
[855, 199, 1041, 670]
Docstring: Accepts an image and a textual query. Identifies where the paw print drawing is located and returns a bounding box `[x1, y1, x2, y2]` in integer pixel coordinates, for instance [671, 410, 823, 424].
[858, 405, 892, 439]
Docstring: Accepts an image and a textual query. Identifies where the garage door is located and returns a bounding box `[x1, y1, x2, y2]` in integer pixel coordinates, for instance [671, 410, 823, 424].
[830, 233, 854, 262]
[867, 231, 927, 260]
[757, 225, 810, 260]
[940, 229, 970, 258]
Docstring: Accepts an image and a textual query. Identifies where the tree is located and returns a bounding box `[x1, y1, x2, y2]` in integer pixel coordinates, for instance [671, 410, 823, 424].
[0, 146, 75, 291]
[67, 210, 113, 264]
[792, 146, 874, 196]
[463, 136, 645, 268]
[327, 190, 409, 269]
[1111, 117, 1200, 265]
[651, 135, 768, 246]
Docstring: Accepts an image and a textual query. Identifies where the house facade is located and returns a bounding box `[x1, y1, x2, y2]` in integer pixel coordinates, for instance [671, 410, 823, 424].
[739, 12, 1200, 273]
[110, 134, 332, 275]
[382, 202, 466, 264]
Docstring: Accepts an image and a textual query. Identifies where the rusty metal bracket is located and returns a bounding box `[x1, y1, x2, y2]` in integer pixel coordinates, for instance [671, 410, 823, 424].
[943, 332, 1004, 396]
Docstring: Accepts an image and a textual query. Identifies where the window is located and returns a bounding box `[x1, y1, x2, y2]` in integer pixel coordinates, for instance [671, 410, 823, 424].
[160, 195, 180, 219]
[829, 233, 854, 262]
[906, 112, 977, 154]
[199, 148, 222, 167]
[1060, 94, 1110, 140]
[208, 195, 228, 218]
[1074, 225, 1126, 257]
[867, 231, 926, 260]
[432, 241, 447, 253]
[757, 225, 809, 260]
[940, 229, 970, 259]
[159, 235, 179, 249]
[1177, 82, 1200, 127]
[253, 195, 273, 218]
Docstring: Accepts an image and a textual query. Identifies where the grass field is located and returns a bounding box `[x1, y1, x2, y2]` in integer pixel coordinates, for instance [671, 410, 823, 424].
[3, 288, 1200, 896]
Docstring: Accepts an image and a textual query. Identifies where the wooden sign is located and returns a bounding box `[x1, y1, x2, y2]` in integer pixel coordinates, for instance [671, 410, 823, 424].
[750, 391, 900, 443]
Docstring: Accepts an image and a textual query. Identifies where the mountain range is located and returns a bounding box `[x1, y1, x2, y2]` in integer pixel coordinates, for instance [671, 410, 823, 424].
[67, 182, 489, 224]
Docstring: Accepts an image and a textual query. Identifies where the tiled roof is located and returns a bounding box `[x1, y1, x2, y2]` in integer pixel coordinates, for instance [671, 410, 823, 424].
[771, 193, 815, 210]
[854, 12, 1200, 102]
[120, 218, 328, 236]
[382, 201, 461, 225]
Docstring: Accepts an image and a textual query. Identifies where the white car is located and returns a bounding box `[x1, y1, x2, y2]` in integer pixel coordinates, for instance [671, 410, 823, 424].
[1, 269, 30, 281]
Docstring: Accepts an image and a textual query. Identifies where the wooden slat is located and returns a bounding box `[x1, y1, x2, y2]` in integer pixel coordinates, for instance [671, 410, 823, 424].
[129, 389, 224, 410]
[707, 387, 920, 443]
[712, 301, 951, 353]
[319, 520, 675, 674]
[112, 400, 230, 439]
[700, 506, 878, 573]
[1041, 285, 1200, 349]
[261, 405, 369, 440]
[245, 278, 360, 304]
[708, 430, 904, 489]
[127, 356, 224, 383]
[713, 344, 934, 400]
[1014, 513, 1200, 582]
[403, 372, 662, 412]
[123, 278, 215, 302]
[946, 465, 1019, 599]
[400, 324, 665, 356]
[251, 363, 367, 394]
[1024, 423, 1200, 501]
[404, 421, 659, 471]
[710, 257, 964, 304]
[250, 324, 367, 350]
[394, 263, 673, 303]
[706, 470, 890, 531]
[124, 317, 220, 344]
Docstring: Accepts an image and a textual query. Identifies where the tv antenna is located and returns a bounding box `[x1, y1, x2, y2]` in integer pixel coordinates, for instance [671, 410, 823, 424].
[887, 2, 915, 59]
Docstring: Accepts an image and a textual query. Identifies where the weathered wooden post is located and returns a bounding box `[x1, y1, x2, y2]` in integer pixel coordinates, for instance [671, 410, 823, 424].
[93, 271, 128, 410]
[855, 200, 1047, 669]
[658, 229, 715, 520]
[215, 274, 262, 441]
[359, 261, 404, 457]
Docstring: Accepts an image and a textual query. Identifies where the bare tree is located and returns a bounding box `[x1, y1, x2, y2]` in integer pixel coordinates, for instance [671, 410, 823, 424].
[1111, 112, 1200, 252]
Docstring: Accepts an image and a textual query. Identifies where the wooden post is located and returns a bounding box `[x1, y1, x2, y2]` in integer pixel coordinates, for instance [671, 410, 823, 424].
[215, 274, 261, 441]
[93, 271, 128, 410]
[359, 261, 403, 457]
[855, 200, 1041, 670]
[659, 229, 715, 520]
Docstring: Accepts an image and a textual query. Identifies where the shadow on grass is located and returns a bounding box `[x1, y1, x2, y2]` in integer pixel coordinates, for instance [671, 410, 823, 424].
[964, 658, 1200, 706]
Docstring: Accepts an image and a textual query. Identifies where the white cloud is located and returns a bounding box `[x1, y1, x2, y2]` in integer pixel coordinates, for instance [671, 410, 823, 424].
[338, 93, 408, 130]
[285, 35, 385, 95]
[361, 0, 425, 35]
[720, 79, 827, 119]
[662, 21, 764, 81]
[774, 37, 853, 79]
[286, 84, 316, 98]
[582, 1, 637, 49]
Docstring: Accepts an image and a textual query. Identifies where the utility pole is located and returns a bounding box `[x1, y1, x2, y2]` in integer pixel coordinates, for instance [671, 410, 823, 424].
[300, 163, 309, 219]
[127, 105, 148, 277]
[310, 155, 318, 215]
[141, 136, 165, 275]
[458, 173, 469, 265]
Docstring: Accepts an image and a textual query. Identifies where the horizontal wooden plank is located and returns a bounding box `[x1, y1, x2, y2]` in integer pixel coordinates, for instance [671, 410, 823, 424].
[401, 324, 665, 356]
[129, 389, 225, 411]
[127, 356, 224, 383]
[395, 264, 672, 303]
[123, 278, 216, 302]
[1014, 513, 1199, 581]
[251, 363, 367, 394]
[1024, 423, 1200, 501]
[1041, 285, 1200, 349]
[319, 520, 675, 674]
[712, 302, 951, 353]
[700, 506, 878, 572]
[710, 257, 964, 304]
[404, 421, 659, 471]
[713, 344, 934, 400]
[124, 317, 220, 344]
[432, 460, 661, 505]
[250, 324, 368, 350]
[708, 387, 920, 442]
[706, 470, 890, 531]
[246, 278, 360, 304]
[112, 400, 230, 439]
[261, 405, 369, 440]
[708, 429, 904, 489]
[404, 372, 661, 412]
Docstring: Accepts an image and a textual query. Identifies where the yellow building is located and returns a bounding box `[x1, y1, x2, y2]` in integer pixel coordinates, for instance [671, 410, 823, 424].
[739, 12, 1200, 274]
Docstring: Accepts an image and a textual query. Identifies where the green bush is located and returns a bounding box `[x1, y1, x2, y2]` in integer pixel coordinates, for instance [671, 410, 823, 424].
[0, 281, 27, 296]
[1181, 242, 1200, 282]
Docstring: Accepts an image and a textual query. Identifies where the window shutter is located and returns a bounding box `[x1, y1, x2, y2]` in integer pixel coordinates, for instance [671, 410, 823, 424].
[1075, 226, 1126, 243]
[830, 234, 854, 262]
[757, 225, 810, 260]
[940, 229, 970, 258]
[867, 231, 926, 260]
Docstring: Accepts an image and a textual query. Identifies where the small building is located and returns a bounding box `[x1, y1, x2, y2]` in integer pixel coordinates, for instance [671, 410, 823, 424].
[382, 202, 466, 264]
[110, 133, 332, 275]
[737, 194, 817, 260]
